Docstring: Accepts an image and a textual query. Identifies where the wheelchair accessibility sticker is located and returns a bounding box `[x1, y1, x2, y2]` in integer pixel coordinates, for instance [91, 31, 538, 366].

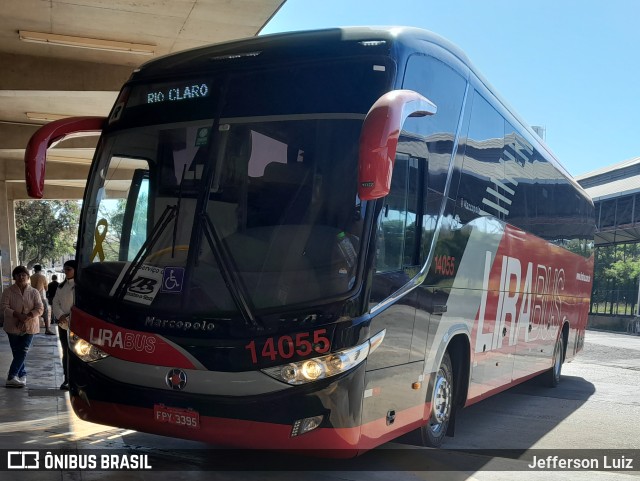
[161, 267, 184, 293]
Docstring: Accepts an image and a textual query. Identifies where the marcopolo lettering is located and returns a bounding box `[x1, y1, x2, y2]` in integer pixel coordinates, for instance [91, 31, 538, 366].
[145, 316, 215, 332]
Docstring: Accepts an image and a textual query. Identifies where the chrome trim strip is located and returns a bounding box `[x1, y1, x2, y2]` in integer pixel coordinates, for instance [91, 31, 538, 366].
[91, 357, 292, 396]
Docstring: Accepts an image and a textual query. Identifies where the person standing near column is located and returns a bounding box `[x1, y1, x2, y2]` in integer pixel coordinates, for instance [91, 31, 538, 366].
[30, 264, 54, 335]
[52, 260, 76, 390]
[46, 275, 60, 314]
[2, 265, 44, 388]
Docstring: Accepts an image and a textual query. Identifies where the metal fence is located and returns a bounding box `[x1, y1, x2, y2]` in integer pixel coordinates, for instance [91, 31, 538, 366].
[590, 243, 640, 316]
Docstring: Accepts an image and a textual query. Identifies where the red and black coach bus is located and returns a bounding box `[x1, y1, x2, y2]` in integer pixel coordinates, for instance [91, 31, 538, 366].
[24, 27, 594, 453]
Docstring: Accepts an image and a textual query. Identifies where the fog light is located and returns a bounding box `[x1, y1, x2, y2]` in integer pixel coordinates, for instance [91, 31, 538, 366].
[291, 415, 324, 437]
[281, 364, 298, 383]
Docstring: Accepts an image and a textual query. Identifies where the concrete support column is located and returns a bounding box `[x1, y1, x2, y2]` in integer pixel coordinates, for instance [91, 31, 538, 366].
[0, 181, 15, 289]
[7, 197, 17, 271]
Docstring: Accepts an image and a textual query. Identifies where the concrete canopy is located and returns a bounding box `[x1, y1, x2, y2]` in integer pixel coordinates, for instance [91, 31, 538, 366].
[0, 0, 285, 278]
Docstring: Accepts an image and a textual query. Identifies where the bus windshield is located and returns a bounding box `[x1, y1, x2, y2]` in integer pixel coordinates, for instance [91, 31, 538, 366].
[79, 58, 392, 315]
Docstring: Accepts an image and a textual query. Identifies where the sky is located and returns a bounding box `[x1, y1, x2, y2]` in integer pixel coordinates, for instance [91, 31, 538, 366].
[261, 0, 640, 177]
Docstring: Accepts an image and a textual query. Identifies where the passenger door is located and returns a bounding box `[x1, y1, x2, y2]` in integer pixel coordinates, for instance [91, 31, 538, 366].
[366, 153, 419, 370]
[361, 152, 425, 444]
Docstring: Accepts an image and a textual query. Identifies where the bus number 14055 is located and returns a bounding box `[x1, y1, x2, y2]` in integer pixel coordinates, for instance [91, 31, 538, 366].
[245, 329, 331, 364]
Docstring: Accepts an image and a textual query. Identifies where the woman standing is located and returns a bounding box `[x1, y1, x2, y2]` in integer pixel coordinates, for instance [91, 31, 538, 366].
[2, 265, 44, 388]
[52, 260, 76, 390]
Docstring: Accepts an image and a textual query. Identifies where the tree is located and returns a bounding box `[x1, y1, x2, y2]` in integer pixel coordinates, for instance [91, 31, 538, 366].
[592, 243, 640, 315]
[604, 257, 640, 284]
[15, 200, 81, 267]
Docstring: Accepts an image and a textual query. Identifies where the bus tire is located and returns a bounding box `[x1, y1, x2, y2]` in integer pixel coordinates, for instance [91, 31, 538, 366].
[421, 351, 453, 448]
[543, 335, 564, 388]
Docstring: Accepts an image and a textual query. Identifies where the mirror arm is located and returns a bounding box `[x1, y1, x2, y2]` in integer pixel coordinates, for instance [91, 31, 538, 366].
[24, 116, 106, 198]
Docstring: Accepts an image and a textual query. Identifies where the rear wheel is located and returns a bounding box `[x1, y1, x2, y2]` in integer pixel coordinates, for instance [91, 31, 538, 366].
[421, 352, 453, 447]
[543, 335, 564, 388]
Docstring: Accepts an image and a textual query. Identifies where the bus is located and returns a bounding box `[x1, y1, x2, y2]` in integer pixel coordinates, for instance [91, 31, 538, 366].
[24, 27, 594, 453]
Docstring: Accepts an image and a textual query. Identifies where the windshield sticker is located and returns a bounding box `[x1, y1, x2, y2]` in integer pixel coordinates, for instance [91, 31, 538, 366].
[109, 101, 125, 124]
[161, 267, 184, 293]
[195, 127, 210, 146]
[91, 219, 109, 262]
[110, 264, 164, 305]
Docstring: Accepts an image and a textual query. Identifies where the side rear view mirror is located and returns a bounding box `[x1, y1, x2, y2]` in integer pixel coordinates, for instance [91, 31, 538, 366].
[358, 90, 436, 200]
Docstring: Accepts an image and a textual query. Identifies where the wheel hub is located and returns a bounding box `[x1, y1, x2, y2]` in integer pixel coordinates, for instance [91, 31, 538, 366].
[431, 373, 451, 425]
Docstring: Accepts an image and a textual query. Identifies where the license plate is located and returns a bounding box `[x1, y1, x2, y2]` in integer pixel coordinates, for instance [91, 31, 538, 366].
[153, 404, 200, 429]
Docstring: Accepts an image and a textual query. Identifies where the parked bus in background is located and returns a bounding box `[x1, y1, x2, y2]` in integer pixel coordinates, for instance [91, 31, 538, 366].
[24, 27, 594, 454]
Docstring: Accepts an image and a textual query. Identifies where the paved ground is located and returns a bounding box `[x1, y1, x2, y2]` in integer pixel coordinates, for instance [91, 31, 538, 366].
[0, 325, 639, 480]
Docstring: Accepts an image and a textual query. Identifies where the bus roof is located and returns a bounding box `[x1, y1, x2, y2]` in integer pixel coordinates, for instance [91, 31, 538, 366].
[129, 26, 590, 205]
[133, 27, 472, 77]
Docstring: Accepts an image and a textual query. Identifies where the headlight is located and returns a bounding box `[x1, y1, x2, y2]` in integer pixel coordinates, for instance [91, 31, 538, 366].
[262, 329, 385, 385]
[69, 331, 110, 362]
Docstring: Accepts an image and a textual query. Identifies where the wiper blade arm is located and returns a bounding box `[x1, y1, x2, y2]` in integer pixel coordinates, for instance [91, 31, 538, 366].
[172, 164, 187, 258]
[200, 212, 260, 329]
[113, 204, 177, 301]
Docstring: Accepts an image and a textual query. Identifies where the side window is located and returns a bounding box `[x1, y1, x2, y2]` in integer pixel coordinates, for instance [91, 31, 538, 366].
[402, 54, 466, 196]
[374, 154, 418, 273]
[121, 171, 149, 260]
[456, 91, 506, 221]
[503, 122, 534, 229]
[401, 54, 466, 264]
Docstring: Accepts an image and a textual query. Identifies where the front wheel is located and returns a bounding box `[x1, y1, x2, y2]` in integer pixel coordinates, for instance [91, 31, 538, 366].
[421, 352, 453, 448]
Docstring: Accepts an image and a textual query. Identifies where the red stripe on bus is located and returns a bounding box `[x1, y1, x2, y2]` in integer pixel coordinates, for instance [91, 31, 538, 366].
[70, 395, 433, 453]
[465, 368, 549, 407]
[70, 307, 197, 369]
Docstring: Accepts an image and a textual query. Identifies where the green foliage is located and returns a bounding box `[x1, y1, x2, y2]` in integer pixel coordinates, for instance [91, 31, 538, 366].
[564, 238, 594, 258]
[597, 244, 640, 284]
[604, 258, 640, 283]
[591, 243, 640, 315]
[15, 200, 80, 267]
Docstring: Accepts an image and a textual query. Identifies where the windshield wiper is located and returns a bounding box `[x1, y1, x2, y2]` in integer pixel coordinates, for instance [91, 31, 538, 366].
[172, 164, 187, 257]
[113, 204, 177, 301]
[179, 79, 260, 328]
[200, 211, 260, 329]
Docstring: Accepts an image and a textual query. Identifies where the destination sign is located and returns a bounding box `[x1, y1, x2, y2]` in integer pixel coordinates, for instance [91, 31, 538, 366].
[146, 83, 210, 104]
[124, 79, 212, 110]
